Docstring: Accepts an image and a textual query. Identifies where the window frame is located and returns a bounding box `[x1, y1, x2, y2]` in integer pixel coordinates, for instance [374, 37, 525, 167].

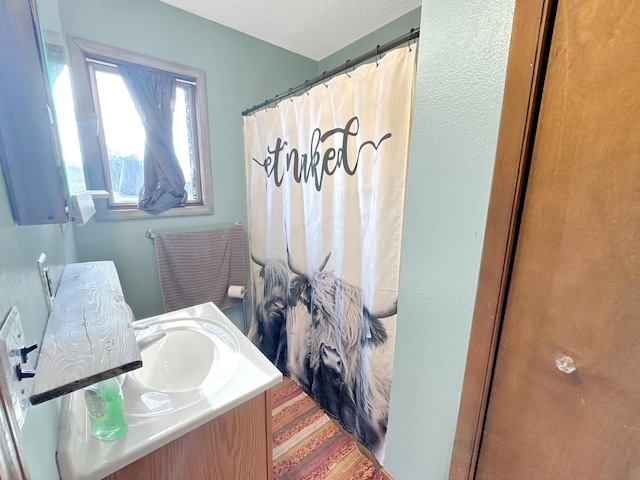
[67, 36, 213, 220]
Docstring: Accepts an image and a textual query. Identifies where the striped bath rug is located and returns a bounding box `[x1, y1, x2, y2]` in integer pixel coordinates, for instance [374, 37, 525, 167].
[272, 377, 385, 480]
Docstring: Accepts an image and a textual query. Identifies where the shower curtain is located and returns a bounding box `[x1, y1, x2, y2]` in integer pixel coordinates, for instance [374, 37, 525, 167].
[244, 46, 416, 462]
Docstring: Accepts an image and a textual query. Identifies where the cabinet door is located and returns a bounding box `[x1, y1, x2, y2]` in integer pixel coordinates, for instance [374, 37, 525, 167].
[0, 0, 69, 225]
[105, 392, 272, 480]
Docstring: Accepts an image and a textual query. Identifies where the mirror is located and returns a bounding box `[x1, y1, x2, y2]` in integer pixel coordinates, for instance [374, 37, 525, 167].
[37, 0, 87, 196]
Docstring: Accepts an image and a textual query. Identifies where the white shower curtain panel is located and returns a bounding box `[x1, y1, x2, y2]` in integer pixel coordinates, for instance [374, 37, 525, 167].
[244, 47, 416, 462]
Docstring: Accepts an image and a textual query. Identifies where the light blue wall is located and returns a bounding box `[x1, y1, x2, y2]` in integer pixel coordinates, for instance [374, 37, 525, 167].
[57, 0, 319, 322]
[385, 0, 515, 478]
[318, 8, 421, 76]
[0, 3, 76, 478]
[0, 170, 77, 477]
[1, 0, 518, 477]
[0, 2, 314, 477]
[312, 3, 515, 476]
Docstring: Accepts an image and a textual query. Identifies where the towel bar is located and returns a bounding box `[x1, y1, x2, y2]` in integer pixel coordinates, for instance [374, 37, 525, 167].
[145, 223, 243, 240]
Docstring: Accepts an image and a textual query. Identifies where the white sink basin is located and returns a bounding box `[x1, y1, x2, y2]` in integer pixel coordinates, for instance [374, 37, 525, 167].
[131, 319, 238, 393]
[123, 315, 240, 416]
[133, 328, 215, 393]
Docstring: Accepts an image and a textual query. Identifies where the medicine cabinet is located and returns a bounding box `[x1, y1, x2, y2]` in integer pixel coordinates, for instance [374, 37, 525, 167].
[0, 0, 71, 225]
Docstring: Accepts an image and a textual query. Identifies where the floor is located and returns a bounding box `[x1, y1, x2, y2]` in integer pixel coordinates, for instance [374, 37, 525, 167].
[271, 377, 390, 480]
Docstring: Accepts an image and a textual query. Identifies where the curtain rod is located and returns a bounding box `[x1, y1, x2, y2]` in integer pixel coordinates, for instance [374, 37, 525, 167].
[241, 27, 420, 116]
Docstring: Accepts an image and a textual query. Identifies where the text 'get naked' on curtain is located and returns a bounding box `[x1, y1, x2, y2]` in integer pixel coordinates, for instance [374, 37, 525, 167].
[243, 46, 416, 463]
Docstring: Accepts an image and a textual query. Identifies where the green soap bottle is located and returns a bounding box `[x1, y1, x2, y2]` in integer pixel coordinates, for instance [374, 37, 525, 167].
[84, 377, 128, 441]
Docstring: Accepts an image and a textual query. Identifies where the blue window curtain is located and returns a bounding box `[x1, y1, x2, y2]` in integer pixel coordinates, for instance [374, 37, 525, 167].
[119, 65, 187, 214]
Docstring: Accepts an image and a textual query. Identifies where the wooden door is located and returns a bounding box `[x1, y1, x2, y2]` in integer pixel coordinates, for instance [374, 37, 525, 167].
[474, 0, 640, 478]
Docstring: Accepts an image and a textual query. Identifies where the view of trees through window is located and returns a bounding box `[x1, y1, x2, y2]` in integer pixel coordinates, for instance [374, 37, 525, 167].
[94, 69, 198, 205]
[58, 37, 212, 219]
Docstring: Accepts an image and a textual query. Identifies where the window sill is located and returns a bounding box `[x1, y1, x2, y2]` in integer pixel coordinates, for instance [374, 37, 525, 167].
[94, 200, 213, 221]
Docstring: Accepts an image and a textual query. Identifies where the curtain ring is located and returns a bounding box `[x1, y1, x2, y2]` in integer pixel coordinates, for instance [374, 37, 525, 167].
[376, 45, 380, 67]
[304, 80, 310, 96]
[288, 88, 294, 102]
[322, 71, 329, 88]
[274, 94, 280, 108]
[408, 28, 414, 52]
[345, 60, 351, 78]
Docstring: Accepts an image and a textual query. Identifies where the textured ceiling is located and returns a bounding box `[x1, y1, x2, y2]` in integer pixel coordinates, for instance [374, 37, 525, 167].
[158, 0, 422, 61]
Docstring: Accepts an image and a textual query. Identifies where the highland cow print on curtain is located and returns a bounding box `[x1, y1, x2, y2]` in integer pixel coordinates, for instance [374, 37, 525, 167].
[244, 46, 416, 462]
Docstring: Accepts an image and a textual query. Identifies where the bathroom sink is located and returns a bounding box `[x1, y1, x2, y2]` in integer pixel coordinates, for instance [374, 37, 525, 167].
[57, 302, 283, 480]
[123, 315, 240, 416]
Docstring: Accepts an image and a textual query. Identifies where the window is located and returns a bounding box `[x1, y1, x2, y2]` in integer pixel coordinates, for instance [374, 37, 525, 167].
[67, 37, 212, 219]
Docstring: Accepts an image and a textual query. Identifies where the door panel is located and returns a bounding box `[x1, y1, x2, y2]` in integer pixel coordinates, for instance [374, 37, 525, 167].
[476, 0, 640, 478]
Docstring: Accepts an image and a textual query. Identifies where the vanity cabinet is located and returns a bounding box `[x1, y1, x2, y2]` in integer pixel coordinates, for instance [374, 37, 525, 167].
[105, 391, 273, 480]
[0, 0, 69, 225]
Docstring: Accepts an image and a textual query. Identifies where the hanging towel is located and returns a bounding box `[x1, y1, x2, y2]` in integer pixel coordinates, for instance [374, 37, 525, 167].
[154, 224, 246, 312]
